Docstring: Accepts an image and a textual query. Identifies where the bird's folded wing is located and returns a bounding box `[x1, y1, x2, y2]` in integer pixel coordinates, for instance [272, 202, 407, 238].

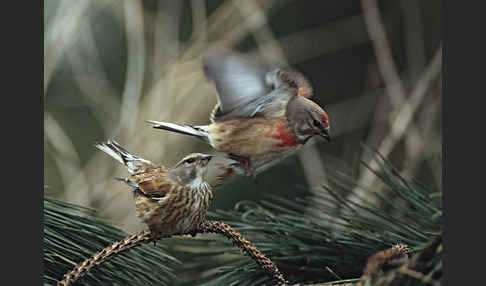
[133, 168, 173, 198]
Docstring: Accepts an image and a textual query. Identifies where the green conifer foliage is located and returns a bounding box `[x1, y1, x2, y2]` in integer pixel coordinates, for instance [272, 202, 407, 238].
[43, 198, 180, 286]
[171, 151, 441, 285]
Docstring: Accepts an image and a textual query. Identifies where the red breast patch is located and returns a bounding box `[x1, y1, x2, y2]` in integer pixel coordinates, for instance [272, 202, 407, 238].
[322, 111, 329, 124]
[273, 123, 297, 147]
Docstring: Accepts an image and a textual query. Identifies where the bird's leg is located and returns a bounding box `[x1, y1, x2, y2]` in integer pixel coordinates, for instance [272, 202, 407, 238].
[152, 235, 157, 247]
[228, 153, 257, 182]
[148, 228, 159, 246]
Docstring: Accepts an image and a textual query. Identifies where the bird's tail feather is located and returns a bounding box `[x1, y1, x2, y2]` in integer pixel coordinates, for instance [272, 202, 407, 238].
[115, 177, 138, 188]
[95, 140, 152, 174]
[146, 120, 209, 142]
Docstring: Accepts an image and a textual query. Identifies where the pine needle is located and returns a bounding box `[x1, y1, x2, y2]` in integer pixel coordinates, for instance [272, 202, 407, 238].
[43, 197, 180, 286]
[170, 150, 442, 285]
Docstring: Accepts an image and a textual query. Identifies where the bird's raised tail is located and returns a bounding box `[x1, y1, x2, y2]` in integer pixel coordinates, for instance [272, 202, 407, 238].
[146, 120, 209, 142]
[95, 140, 153, 175]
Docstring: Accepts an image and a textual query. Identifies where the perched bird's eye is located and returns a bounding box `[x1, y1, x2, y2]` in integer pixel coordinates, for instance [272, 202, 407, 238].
[313, 119, 320, 127]
[185, 158, 196, 164]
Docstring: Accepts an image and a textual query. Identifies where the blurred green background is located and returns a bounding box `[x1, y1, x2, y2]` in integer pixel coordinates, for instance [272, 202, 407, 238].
[44, 0, 441, 237]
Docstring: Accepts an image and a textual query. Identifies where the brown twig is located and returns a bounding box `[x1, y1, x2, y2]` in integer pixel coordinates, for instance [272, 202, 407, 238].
[57, 229, 156, 286]
[361, 243, 409, 280]
[198, 220, 289, 285]
[372, 236, 442, 286]
[57, 221, 288, 286]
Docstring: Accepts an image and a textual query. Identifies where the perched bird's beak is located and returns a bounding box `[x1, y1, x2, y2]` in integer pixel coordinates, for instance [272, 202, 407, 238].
[320, 128, 331, 142]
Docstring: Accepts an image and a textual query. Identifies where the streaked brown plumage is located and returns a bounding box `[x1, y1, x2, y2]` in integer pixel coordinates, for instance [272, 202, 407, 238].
[95, 140, 213, 236]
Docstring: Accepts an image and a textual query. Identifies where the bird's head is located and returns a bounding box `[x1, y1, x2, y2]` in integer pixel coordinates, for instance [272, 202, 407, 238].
[286, 96, 330, 144]
[169, 153, 213, 188]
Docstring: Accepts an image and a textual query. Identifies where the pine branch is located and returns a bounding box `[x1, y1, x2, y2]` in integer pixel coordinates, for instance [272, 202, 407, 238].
[363, 235, 442, 286]
[44, 197, 179, 286]
[198, 220, 288, 286]
[170, 150, 442, 285]
[48, 150, 441, 286]
[361, 243, 409, 280]
[57, 221, 288, 286]
[57, 230, 155, 286]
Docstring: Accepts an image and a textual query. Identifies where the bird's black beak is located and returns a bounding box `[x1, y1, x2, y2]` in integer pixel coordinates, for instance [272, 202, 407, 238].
[320, 128, 331, 142]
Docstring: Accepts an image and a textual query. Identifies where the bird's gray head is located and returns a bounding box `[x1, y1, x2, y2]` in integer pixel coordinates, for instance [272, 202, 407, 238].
[168, 153, 212, 188]
[286, 96, 330, 144]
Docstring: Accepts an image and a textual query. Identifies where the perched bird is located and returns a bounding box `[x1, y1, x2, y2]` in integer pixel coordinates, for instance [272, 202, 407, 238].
[147, 49, 330, 182]
[95, 140, 213, 236]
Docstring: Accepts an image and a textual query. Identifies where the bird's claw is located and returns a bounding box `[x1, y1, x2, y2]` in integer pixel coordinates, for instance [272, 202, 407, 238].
[228, 154, 258, 183]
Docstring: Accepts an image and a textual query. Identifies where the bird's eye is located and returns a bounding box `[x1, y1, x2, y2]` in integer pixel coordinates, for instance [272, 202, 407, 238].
[185, 158, 196, 164]
[313, 119, 320, 127]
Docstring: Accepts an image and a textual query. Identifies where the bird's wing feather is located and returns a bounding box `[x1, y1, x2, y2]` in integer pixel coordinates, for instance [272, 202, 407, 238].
[132, 167, 174, 198]
[211, 88, 293, 121]
[204, 49, 313, 122]
[204, 49, 273, 115]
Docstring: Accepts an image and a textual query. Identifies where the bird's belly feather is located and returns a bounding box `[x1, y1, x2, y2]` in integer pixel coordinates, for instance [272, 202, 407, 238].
[208, 117, 296, 157]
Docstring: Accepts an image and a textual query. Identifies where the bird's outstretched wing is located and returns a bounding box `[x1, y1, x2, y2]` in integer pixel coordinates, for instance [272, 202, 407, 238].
[204, 49, 313, 122]
[204, 49, 272, 113]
